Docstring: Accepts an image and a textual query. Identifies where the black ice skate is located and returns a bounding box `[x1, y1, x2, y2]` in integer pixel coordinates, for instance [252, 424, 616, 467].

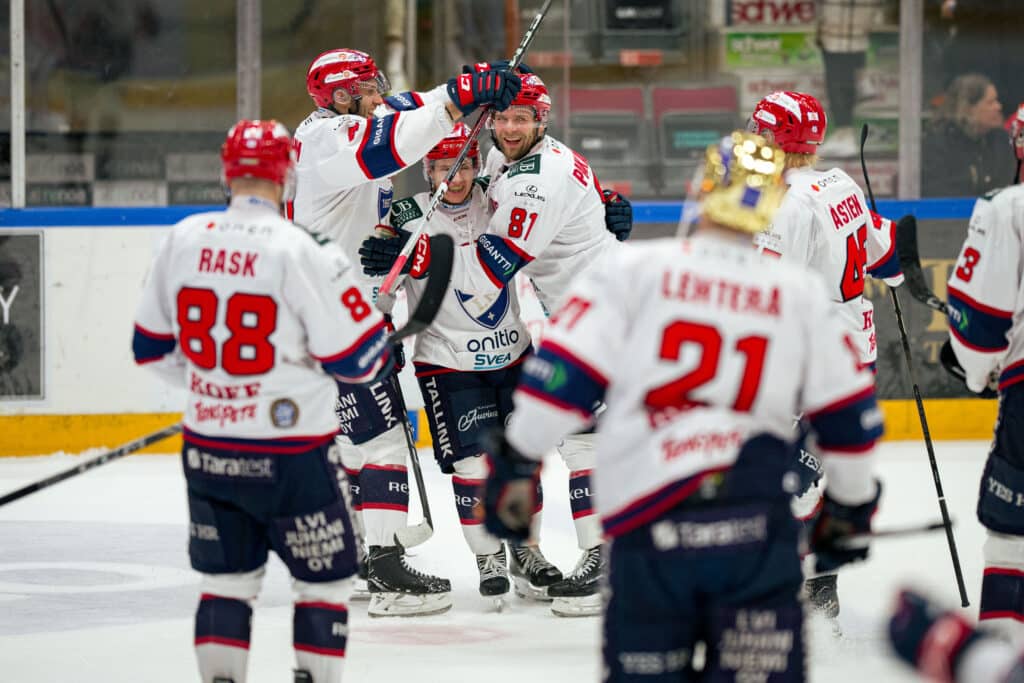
[805, 573, 841, 629]
[212, 678, 235, 683]
[476, 544, 511, 611]
[508, 543, 563, 601]
[366, 544, 452, 617]
[293, 671, 312, 683]
[549, 545, 604, 617]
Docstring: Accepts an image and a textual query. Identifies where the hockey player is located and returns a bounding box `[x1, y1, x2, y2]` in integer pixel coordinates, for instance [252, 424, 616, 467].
[132, 120, 391, 683]
[747, 90, 903, 618]
[889, 589, 1024, 683]
[360, 69, 631, 616]
[367, 122, 533, 605]
[290, 48, 521, 616]
[943, 104, 1024, 640]
[480, 131, 884, 681]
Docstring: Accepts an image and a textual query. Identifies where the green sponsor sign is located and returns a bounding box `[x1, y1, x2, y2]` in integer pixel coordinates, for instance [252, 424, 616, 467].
[507, 155, 541, 178]
[390, 197, 424, 229]
[724, 32, 821, 70]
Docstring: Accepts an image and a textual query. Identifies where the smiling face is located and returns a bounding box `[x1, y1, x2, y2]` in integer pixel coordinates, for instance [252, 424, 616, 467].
[970, 85, 1004, 132]
[491, 106, 545, 161]
[429, 157, 476, 204]
[333, 80, 386, 119]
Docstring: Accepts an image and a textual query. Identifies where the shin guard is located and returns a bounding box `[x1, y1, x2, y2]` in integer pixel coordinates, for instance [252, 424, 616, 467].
[195, 594, 253, 683]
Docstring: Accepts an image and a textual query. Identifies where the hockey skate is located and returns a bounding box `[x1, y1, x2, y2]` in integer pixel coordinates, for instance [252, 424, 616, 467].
[549, 545, 603, 617]
[366, 545, 452, 617]
[350, 542, 370, 601]
[476, 544, 511, 611]
[804, 573, 842, 636]
[294, 671, 312, 683]
[508, 543, 562, 602]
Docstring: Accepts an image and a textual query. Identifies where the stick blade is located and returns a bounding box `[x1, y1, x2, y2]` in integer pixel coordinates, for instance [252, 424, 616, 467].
[895, 215, 949, 313]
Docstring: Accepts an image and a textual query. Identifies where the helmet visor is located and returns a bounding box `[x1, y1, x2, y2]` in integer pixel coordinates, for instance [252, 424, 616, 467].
[355, 71, 391, 99]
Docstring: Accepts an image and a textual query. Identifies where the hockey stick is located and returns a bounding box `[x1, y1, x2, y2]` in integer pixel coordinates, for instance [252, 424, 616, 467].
[860, 124, 970, 607]
[832, 520, 951, 550]
[379, 0, 554, 297]
[388, 234, 453, 548]
[894, 214, 949, 314]
[0, 423, 183, 508]
[0, 238, 454, 511]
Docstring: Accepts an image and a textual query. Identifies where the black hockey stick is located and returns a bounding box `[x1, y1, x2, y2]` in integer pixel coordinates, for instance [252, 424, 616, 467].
[0, 423, 183, 508]
[0, 238, 454, 511]
[833, 520, 951, 550]
[860, 124, 969, 607]
[388, 233, 452, 547]
[379, 0, 554, 296]
[895, 214, 949, 314]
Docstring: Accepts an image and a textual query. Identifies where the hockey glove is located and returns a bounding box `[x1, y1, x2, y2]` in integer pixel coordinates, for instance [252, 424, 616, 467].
[888, 589, 980, 682]
[463, 60, 533, 75]
[446, 68, 522, 116]
[358, 225, 432, 279]
[940, 340, 998, 398]
[810, 479, 881, 573]
[603, 189, 633, 241]
[479, 430, 541, 542]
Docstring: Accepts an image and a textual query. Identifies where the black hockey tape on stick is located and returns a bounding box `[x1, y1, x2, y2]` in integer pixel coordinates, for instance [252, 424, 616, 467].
[378, 0, 554, 297]
[0, 423, 183, 508]
[832, 520, 950, 550]
[860, 124, 970, 607]
[894, 214, 949, 314]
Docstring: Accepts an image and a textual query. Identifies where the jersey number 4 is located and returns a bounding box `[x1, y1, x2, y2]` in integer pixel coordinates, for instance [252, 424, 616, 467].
[841, 224, 868, 301]
[177, 287, 278, 375]
[644, 321, 769, 417]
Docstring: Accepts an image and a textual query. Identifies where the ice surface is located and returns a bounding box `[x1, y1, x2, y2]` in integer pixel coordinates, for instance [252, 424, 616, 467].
[0, 440, 992, 682]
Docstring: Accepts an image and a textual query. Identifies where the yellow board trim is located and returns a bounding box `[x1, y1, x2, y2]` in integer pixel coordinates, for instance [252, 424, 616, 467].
[0, 399, 999, 457]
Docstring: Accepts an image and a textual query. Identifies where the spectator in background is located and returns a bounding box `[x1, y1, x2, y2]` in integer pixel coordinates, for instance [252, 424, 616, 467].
[815, 0, 886, 159]
[921, 73, 1015, 197]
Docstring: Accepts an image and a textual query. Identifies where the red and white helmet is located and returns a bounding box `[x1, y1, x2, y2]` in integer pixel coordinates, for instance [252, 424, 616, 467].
[1007, 102, 1024, 162]
[306, 49, 390, 109]
[221, 119, 294, 187]
[422, 122, 479, 186]
[508, 72, 552, 123]
[747, 91, 827, 154]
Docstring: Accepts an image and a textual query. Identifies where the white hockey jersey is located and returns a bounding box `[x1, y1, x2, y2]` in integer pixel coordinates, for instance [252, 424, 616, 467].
[947, 184, 1024, 393]
[754, 166, 903, 366]
[132, 195, 390, 450]
[391, 184, 532, 372]
[449, 135, 616, 315]
[290, 85, 455, 297]
[506, 234, 882, 537]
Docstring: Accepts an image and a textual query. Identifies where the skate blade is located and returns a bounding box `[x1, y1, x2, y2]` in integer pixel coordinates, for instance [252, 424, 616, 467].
[492, 596, 506, 613]
[368, 591, 452, 617]
[511, 576, 552, 602]
[551, 594, 601, 618]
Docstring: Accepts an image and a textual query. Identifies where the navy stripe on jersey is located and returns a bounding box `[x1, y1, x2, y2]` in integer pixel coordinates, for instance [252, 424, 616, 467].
[355, 113, 406, 179]
[518, 340, 607, 420]
[980, 568, 1024, 624]
[294, 601, 348, 658]
[183, 429, 338, 454]
[1001, 359, 1024, 392]
[867, 213, 902, 280]
[132, 324, 176, 364]
[475, 234, 533, 287]
[807, 387, 882, 454]
[383, 91, 424, 111]
[195, 594, 252, 650]
[947, 285, 1012, 352]
[602, 467, 730, 537]
[316, 320, 390, 382]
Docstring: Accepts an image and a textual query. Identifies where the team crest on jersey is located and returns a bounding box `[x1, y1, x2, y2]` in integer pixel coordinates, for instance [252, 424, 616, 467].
[378, 187, 394, 220]
[455, 287, 510, 329]
[270, 398, 299, 428]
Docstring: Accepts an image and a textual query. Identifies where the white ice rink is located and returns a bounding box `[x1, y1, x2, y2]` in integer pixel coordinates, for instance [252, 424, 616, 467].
[0, 440, 994, 682]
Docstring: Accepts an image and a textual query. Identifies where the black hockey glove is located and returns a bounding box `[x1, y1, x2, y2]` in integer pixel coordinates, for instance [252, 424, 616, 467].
[446, 68, 522, 116]
[479, 430, 541, 542]
[359, 225, 410, 277]
[888, 589, 980, 682]
[940, 339, 998, 398]
[810, 479, 881, 573]
[603, 189, 633, 241]
[463, 60, 533, 75]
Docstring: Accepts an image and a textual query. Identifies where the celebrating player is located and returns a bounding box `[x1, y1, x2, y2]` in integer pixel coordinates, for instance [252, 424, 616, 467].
[360, 69, 633, 615]
[480, 131, 883, 681]
[942, 103, 1024, 641]
[290, 48, 521, 617]
[132, 120, 391, 683]
[746, 90, 903, 617]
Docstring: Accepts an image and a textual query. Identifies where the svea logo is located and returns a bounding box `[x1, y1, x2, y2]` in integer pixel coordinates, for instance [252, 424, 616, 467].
[377, 187, 393, 220]
[455, 287, 510, 330]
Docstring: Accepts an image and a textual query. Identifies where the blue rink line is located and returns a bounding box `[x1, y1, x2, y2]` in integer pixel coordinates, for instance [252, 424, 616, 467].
[0, 198, 977, 227]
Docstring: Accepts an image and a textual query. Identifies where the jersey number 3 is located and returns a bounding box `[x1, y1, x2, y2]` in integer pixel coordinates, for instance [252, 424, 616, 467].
[177, 287, 278, 375]
[645, 321, 769, 416]
[841, 224, 868, 301]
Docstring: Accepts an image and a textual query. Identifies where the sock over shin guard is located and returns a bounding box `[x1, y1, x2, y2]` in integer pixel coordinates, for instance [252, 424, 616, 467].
[452, 456, 502, 555]
[294, 601, 348, 683]
[195, 594, 253, 683]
